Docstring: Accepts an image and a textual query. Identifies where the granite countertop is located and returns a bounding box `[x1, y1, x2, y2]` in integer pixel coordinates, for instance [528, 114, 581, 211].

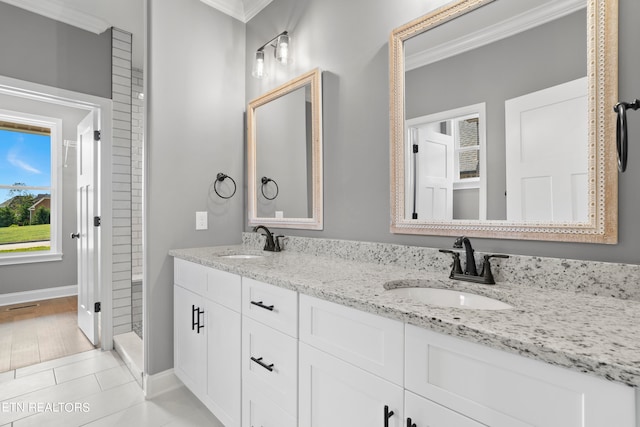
[169, 245, 640, 388]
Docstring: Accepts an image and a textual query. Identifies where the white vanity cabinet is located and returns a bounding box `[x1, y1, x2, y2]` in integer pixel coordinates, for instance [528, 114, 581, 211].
[298, 294, 405, 427]
[173, 259, 242, 427]
[241, 278, 299, 427]
[405, 325, 636, 427]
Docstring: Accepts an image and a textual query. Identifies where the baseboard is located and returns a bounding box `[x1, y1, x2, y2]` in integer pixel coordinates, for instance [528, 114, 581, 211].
[144, 368, 183, 399]
[0, 285, 77, 306]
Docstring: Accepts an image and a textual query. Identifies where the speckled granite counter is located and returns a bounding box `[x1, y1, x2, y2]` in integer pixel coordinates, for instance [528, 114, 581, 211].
[169, 239, 640, 388]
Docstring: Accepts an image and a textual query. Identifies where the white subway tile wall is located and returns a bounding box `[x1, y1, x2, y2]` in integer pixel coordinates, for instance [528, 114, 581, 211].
[111, 28, 133, 337]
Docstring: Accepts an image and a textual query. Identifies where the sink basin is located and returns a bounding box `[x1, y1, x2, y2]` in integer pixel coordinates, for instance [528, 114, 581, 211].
[385, 286, 512, 310]
[220, 254, 264, 259]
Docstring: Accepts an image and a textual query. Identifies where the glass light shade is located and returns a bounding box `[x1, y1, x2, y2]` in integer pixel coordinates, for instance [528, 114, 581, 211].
[275, 33, 290, 64]
[252, 50, 266, 78]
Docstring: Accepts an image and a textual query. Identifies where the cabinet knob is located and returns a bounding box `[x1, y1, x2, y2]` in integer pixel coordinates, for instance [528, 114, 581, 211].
[407, 417, 417, 427]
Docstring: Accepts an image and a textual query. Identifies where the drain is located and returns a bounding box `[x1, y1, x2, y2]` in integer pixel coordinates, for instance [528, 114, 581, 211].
[6, 303, 39, 311]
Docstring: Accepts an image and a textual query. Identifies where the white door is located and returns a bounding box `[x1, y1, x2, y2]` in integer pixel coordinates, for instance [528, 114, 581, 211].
[415, 127, 454, 220]
[76, 111, 100, 345]
[505, 77, 588, 222]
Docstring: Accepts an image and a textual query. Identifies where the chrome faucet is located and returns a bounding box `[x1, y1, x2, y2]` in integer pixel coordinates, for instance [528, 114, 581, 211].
[439, 236, 509, 285]
[453, 236, 477, 276]
[252, 225, 282, 252]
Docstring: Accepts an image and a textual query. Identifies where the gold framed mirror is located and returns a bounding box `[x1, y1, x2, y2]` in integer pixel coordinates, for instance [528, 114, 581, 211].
[247, 68, 323, 230]
[390, 0, 618, 243]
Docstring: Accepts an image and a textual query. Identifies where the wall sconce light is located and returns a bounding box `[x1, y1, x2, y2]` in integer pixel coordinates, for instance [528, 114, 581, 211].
[252, 30, 290, 79]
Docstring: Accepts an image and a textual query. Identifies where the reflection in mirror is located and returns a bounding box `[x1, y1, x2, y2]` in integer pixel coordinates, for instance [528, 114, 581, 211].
[248, 68, 323, 230]
[390, 0, 618, 243]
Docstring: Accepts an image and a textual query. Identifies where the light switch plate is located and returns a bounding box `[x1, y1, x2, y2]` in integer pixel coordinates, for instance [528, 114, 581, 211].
[196, 211, 208, 230]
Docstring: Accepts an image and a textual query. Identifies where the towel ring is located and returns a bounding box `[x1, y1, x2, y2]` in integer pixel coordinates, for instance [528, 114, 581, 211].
[614, 99, 640, 173]
[214, 173, 236, 199]
[260, 177, 279, 200]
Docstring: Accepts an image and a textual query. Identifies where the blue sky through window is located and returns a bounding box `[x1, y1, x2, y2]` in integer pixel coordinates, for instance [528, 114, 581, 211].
[0, 129, 51, 204]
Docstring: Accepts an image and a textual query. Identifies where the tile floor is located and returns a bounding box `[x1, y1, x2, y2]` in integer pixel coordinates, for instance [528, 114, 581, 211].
[0, 349, 224, 426]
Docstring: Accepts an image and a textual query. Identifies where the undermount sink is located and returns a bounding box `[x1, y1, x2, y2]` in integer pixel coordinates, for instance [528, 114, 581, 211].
[384, 284, 512, 310]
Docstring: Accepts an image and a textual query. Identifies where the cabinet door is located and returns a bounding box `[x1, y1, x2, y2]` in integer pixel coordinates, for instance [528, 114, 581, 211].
[242, 385, 297, 427]
[299, 342, 403, 427]
[205, 299, 241, 427]
[405, 391, 484, 427]
[174, 285, 207, 395]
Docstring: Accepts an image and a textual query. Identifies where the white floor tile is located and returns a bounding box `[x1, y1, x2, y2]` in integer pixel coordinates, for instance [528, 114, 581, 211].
[0, 370, 56, 401]
[0, 370, 14, 384]
[83, 386, 224, 427]
[0, 375, 101, 425]
[13, 381, 145, 427]
[15, 349, 101, 379]
[53, 351, 123, 384]
[94, 364, 135, 391]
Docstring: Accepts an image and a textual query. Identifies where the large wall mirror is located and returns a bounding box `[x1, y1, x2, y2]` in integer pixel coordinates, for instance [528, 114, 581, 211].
[390, 0, 618, 243]
[247, 68, 323, 229]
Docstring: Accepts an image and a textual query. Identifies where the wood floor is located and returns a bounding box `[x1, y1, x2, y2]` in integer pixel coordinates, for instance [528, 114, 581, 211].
[0, 296, 95, 373]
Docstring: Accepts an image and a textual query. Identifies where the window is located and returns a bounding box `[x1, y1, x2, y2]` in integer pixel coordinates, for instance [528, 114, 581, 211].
[453, 115, 481, 185]
[0, 110, 62, 264]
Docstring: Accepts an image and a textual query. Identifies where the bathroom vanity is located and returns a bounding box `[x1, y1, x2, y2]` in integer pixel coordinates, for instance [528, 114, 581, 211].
[170, 237, 640, 427]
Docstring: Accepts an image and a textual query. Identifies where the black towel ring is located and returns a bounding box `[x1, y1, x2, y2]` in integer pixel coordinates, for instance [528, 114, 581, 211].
[260, 176, 279, 200]
[214, 173, 236, 199]
[614, 99, 640, 173]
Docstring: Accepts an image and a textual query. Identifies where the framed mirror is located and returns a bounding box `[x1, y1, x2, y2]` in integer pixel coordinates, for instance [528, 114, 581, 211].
[390, 0, 618, 243]
[247, 68, 323, 229]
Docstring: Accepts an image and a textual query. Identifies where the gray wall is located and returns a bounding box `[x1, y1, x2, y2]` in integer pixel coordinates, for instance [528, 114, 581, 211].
[245, 0, 640, 265]
[146, 0, 245, 375]
[0, 2, 112, 99]
[0, 94, 86, 294]
[406, 10, 586, 220]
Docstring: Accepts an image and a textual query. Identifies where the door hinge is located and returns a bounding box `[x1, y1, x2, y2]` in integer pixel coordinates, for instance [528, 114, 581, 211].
[94, 216, 101, 227]
[413, 144, 419, 153]
[94, 302, 101, 313]
[94, 130, 101, 141]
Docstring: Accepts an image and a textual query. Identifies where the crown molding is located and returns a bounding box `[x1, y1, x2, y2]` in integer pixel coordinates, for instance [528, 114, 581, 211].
[0, 0, 110, 34]
[200, 0, 272, 23]
[406, 0, 586, 71]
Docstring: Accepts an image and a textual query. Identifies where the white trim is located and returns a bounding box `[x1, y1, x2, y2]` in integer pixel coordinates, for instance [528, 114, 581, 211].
[406, 0, 586, 71]
[0, 0, 110, 35]
[143, 369, 183, 399]
[0, 74, 113, 352]
[0, 284, 76, 306]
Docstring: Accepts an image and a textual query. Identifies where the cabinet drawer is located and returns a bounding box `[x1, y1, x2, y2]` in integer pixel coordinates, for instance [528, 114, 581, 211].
[405, 325, 635, 427]
[242, 278, 298, 337]
[242, 385, 296, 427]
[405, 390, 482, 427]
[242, 317, 298, 416]
[174, 258, 207, 296]
[299, 294, 404, 385]
[206, 268, 241, 312]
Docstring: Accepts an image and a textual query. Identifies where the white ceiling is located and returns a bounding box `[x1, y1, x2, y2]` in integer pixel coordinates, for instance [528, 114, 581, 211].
[0, 0, 271, 70]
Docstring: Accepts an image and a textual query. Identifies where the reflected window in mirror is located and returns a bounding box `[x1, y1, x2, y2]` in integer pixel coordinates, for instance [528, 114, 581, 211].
[247, 68, 323, 230]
